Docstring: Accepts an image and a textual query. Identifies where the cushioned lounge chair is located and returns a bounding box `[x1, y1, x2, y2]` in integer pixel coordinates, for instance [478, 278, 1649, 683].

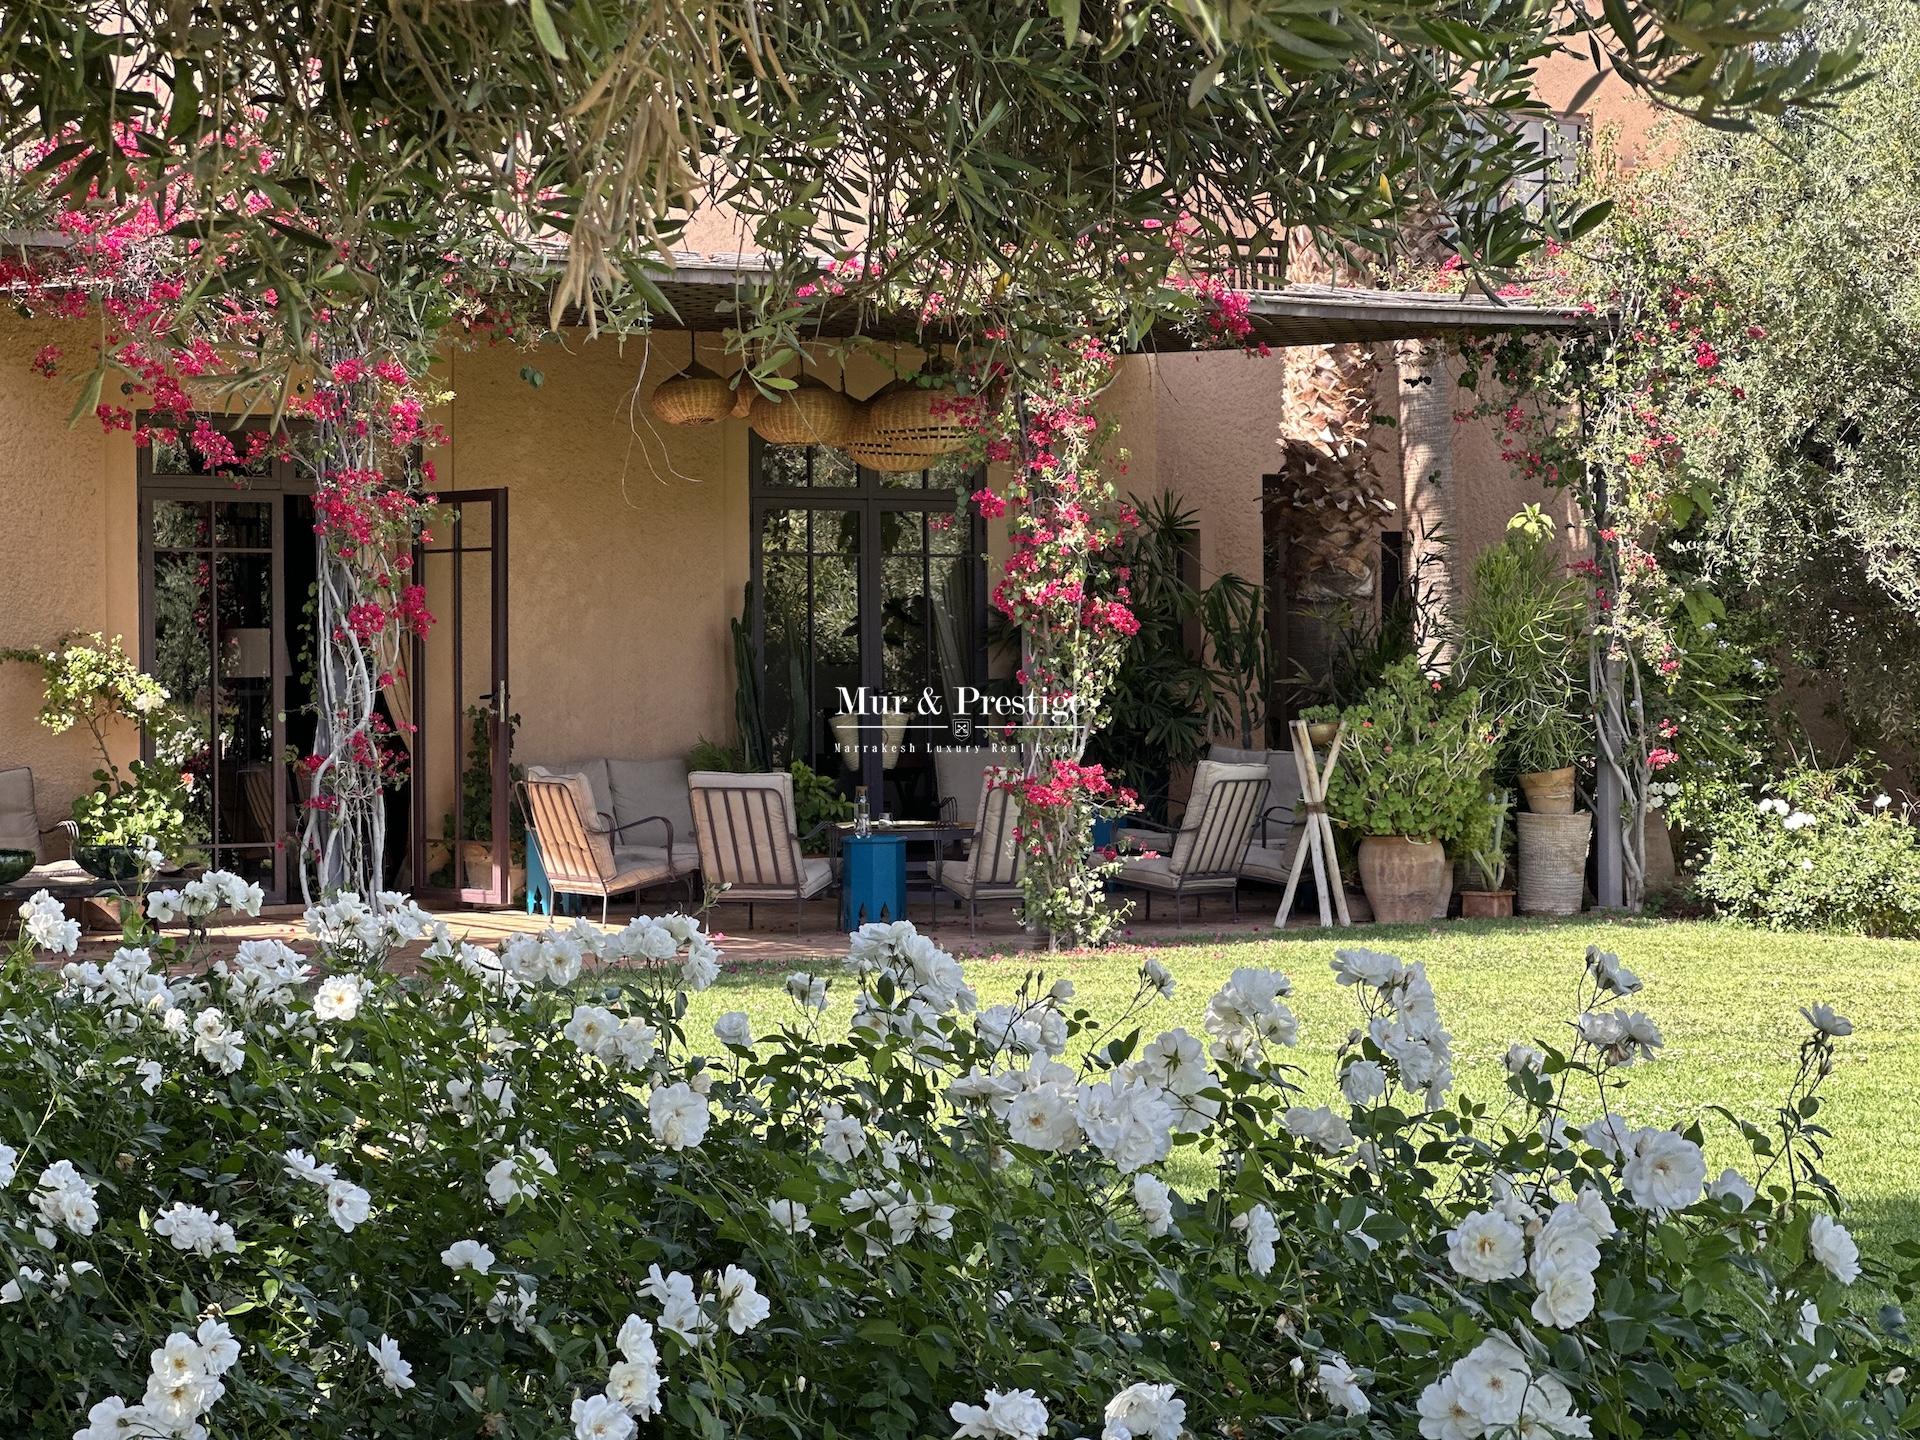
[687, 771, 834, 934]
[519, 771, 687, 922]
[933, 772, 1025, 938]
[1115, 760, 1269, 921]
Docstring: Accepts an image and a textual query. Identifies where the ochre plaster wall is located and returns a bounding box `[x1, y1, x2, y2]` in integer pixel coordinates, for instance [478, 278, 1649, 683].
[0, 318, 140, 845]
[429, 333, 752, 773]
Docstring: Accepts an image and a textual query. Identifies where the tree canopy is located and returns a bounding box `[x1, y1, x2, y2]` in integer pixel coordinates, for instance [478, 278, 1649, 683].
[0, 0, 1862, 384]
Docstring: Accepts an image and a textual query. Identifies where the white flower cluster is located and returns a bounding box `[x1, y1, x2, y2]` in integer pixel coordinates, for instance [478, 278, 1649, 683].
[486, 1146, 557, 1207]
[18, 890, 80, 954]
[951, 1387, 1050, 1440]
[1333, 948, 1455, 1109]
[32, 1159, 100, 1236]
[844, 1182, 956, 1256]
[302, 890, 433, 952]
[59, 944, 177, 1023]
[153, 1201, 239, 1258]
[1417, 1334, 1589, 1440]
[1101, 1381, 1185, 1440]
[1203, 966, 1298, 1068]
[1447, 1187, 1616, 1329]
[574, 1312, 662, 1439]
[564, 1003, 659, 1070]
[282, 1147, 372, 1233]
[847, 920, 979, 1056]
[149, 870, 266, 924]
[75, 1319, 241, 1440]
[216, 940, 315, 1016]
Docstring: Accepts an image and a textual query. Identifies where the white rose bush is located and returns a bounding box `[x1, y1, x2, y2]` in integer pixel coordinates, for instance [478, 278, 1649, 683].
[0, 886, 1914, 1439]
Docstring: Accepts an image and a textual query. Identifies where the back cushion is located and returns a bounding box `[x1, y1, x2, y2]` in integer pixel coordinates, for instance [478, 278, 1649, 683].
[1207, 743, 1301, 821]
[539, 758, 614, 824]
[604, 757, 695, 839]
[0, 767, 37, 855]
[1172, 760, 1268, 872]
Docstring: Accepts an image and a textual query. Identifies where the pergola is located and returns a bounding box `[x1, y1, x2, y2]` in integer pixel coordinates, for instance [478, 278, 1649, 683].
[632, 253, 1625, 912]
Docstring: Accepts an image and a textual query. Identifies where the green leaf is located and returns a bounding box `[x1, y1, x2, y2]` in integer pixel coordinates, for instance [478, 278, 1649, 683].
[528, 0, 567, 60]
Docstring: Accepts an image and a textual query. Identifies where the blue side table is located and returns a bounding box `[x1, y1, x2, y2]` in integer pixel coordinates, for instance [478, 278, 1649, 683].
[840, 834, 908, 931]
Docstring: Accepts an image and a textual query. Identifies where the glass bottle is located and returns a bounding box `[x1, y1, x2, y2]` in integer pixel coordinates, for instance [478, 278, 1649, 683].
[853, 784, 870, 838]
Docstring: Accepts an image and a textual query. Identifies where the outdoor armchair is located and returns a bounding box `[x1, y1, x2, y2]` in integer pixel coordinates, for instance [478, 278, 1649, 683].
[932, 771, 1026, 938]
[520, 769, 687, 922]
[687, 771, 834, 933]
[1115, 760, 1269, 921]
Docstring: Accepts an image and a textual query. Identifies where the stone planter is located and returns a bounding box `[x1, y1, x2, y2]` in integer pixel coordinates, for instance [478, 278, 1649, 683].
[1517, 811, 1591, 916]
[1643, 811, 1677, 896]
[1356, 836, 1446, 924]
[1459, 889, 1515, 919]
[1519, 766, 1577, 814]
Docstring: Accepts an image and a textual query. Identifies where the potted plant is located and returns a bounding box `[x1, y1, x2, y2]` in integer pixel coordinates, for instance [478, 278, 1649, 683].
[442, 704, 525, 894]
[1318, 659, 1497, 924]
[1452, 509, 1589, 813]
[3, 634, 199, 881]
[1458, 790, 1516, 919]
[789, 760, 854, 853]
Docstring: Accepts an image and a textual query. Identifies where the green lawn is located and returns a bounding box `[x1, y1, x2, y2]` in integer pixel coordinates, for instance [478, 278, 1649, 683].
[686, 917, 1920, 1260]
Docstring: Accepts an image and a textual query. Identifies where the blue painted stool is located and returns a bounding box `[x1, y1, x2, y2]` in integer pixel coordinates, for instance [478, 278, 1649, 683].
[840, 834, 908, 931]
[523, 831, 580, 917]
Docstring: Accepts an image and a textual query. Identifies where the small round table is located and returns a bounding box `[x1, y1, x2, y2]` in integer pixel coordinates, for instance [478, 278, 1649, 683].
[839, 833, 908, 931]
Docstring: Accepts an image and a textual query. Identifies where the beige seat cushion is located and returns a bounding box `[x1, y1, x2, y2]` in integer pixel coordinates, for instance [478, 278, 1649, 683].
[0, 768, 38, 855]
[1239, 839, 1298, 886]
[725, 856, 833, 900]
[939, 867, 1024, 901]
[1117, 854, 1237, 894]
[615, 843, 702, 877]
[564, 858, 678, 897]
[1115, 825, 1170, 854]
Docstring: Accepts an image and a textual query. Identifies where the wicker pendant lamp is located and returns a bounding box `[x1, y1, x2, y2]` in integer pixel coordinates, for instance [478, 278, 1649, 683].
[863, 375, 973, 458]
[844, 384, 935, 473]
[647, 353, 733, 428]
[748, 377, 856, 447]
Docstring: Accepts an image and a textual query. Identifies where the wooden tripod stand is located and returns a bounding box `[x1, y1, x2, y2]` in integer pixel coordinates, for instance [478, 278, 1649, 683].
[1274, 718, 1353, 929]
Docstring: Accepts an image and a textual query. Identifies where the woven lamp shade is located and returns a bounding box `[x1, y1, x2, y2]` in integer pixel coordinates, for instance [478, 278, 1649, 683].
[864, 383, 973, 458]
[748, 381, 856, 447]
[843, 405, 932, 473]
[648, 367, 733, 427]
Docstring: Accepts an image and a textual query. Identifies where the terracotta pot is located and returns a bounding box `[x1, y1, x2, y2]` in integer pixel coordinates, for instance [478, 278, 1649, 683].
[1517, 810, 1591, 916]
[1432, 854, 1455, 919]
[1519, 766, 1577, 815]
[1459, 889, 1515, 919]
[1356, 836, 1446, 925]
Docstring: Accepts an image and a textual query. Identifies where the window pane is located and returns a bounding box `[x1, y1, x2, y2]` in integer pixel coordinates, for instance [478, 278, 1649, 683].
[214, 500, 273, 549]
[152, 500, 211, 550]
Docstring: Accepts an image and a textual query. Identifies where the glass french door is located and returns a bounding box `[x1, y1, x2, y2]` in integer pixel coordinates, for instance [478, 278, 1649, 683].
[409, 490, 512, 904]
[140, 438, 310, 899]
[750, 440, 986, 817]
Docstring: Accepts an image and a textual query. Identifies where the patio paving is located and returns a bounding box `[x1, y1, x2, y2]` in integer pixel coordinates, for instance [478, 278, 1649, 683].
[56, 884, 1354, 970]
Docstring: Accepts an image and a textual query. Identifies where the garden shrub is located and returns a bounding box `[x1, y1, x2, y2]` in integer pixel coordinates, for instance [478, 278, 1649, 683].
[1314, 657, 1498, 846]
[1691, 764, 1920, 936]
[1, 884, 1914, 1439]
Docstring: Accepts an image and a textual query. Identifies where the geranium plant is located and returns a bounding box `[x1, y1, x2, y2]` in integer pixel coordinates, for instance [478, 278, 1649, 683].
[1314, 658, 1498, 845]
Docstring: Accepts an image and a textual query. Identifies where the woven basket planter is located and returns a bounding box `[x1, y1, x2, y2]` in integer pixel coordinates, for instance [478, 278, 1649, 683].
[843, 406, 932, 474]
[1517, 810, 1590, 916]
[748, 382, 856, 448]
[864, 384, 973, 457]
[648, 368, 733, 428]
